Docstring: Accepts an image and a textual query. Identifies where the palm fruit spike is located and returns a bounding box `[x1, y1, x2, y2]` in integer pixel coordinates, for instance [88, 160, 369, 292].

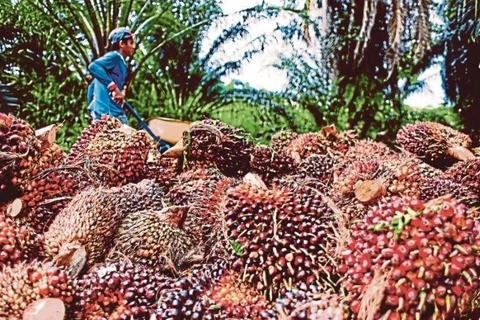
[396, 122, 474, 167]
[44, 187, 123, 274]
[107, 209, 200, 271]
[73, 262, 170, 319]
[0, 261, 74, 319]
[67, 115, 122, 161]
[225, 182, 338, 300]
[338, 195, 480, 319]
[0, 213, 41, 268]
[250, 145, 296, 184]
[296, 153, 337, 185]
[7, 165, 92, 233]
[68, 126, 154, 187]
[419, 176, 479, 207]
[444, 159, 480, 193]
[183, 119, 253, 176]
[286, 132, 328, 163]
[261, 287, 346, 319]
[270, 130, 299, 152]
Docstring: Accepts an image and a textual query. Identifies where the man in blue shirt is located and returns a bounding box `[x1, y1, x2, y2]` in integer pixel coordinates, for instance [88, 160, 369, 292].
[87, 27, 135, 124]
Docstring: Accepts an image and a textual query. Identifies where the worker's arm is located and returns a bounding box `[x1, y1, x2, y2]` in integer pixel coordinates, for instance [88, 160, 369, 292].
[88, 52, 123, 95]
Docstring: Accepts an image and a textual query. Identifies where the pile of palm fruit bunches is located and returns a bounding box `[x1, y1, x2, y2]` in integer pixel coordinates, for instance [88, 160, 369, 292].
[1, 111, 480, 320]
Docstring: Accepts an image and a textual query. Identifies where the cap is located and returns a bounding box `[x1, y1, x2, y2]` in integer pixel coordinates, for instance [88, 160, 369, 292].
[108, 27, 134, 44]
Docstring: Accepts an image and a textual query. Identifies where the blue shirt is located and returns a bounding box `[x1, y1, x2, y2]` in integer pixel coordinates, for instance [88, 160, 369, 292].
[87, 51, 128, 120]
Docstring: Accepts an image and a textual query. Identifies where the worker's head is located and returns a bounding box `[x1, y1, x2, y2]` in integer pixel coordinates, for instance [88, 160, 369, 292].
[108, 27, 135, 57]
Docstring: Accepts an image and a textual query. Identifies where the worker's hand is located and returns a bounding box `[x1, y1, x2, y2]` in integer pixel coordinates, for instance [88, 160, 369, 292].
[111, 88, 124, 104]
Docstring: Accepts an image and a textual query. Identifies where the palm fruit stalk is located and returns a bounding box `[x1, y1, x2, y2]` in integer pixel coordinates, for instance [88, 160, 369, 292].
[0, 214, 42, 269]
[73, 262, 169, 319]
[338, 195, 480, 319]
[6, 165, 92, 233]
[444, 159, 480, 194]
[396, 122, 474, 167]
[261, 287, 346, 319]
[44, 187, 123, 274]
[107, 209, 200, 271]
[0, 261, 74, 319]
[250, 145, 296, 184]
[67, 115, 123, 160]
[225, 182, 338, 300]
[270, 130, 298, 152]
[183, 119, 253, 176]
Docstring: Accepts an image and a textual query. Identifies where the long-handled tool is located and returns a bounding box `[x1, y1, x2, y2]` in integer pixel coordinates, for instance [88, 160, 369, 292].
[123, 100, 171, 153]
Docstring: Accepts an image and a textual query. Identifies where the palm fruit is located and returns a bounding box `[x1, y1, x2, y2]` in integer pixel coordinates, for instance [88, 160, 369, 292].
[262, 287, 346, 319]
[225, 182, 338, 300]
[296, 154, 337, 185]
[343, 139, 396, 163]
[0, 113, 42, 198]
[0, 261, 74, 319]
[73, 262, 169, 319]
[0, 214, 41, 269]
[144, 150, 181, 192]
[250, 145, 296, 184]
[6, 166, 92, 233]
[200, 270, 271, 319]
[183, 119, 253, 176]
[270, 130, 299, 152]
[286, 132, 328, 163]
[67, 115, 123, 160]
[152, 261, 229, 319]
[333, 159, 381, 195]
[67, 126, 154, 187]
[444, 159, 480, 193]
[338, 196, 480, 319]
[44, 187, 123, 274]
[107, 209, 200, 271]
[396, 122, 473, 167]
[419, 176, 479, 207]
[113, 179, 166, 216]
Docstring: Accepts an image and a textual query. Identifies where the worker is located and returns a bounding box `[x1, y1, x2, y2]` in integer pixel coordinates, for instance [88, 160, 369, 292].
[87, 27, 135, 124]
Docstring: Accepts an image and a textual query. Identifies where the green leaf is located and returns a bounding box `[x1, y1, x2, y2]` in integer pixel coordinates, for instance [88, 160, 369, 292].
[209, 304, 221, 310]
[230, 240, 243, 257]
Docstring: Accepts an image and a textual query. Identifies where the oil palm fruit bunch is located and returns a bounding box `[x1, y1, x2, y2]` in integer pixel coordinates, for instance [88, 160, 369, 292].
[270, 130, 298, 152]
[0, 214, 41, 269]
[183, 119, 253, 176]
[0, 113, 44, 198]
[396, 122, 474, 167]
[343, 139, 396, 164]
[225, 182, 338, 300]
[444, 159, 480, 194]
[286, 133, 328, 163]
[250, 145, 296, 184]
[107, 209, 200, 271]
[320, 125, 358, 156]
[44, 187, 123, 275]
[200, 270, 271, 319]
[262, 287, 346, 319]
[113, 179, 166, 216]
[152, 261, 229, 319]
[0, 261, 74, 319]
[295, 154, 337, 185]
[338, 195, 480, 319]
[6, 166, 92, 233]
[333, 159, 381, 195]
[144, 152, 181, 192]
[68, 126, 154, 187]
[73, 262, 169, 319]
[67, 115, 122, 160]
[419, 176, 479, 207]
